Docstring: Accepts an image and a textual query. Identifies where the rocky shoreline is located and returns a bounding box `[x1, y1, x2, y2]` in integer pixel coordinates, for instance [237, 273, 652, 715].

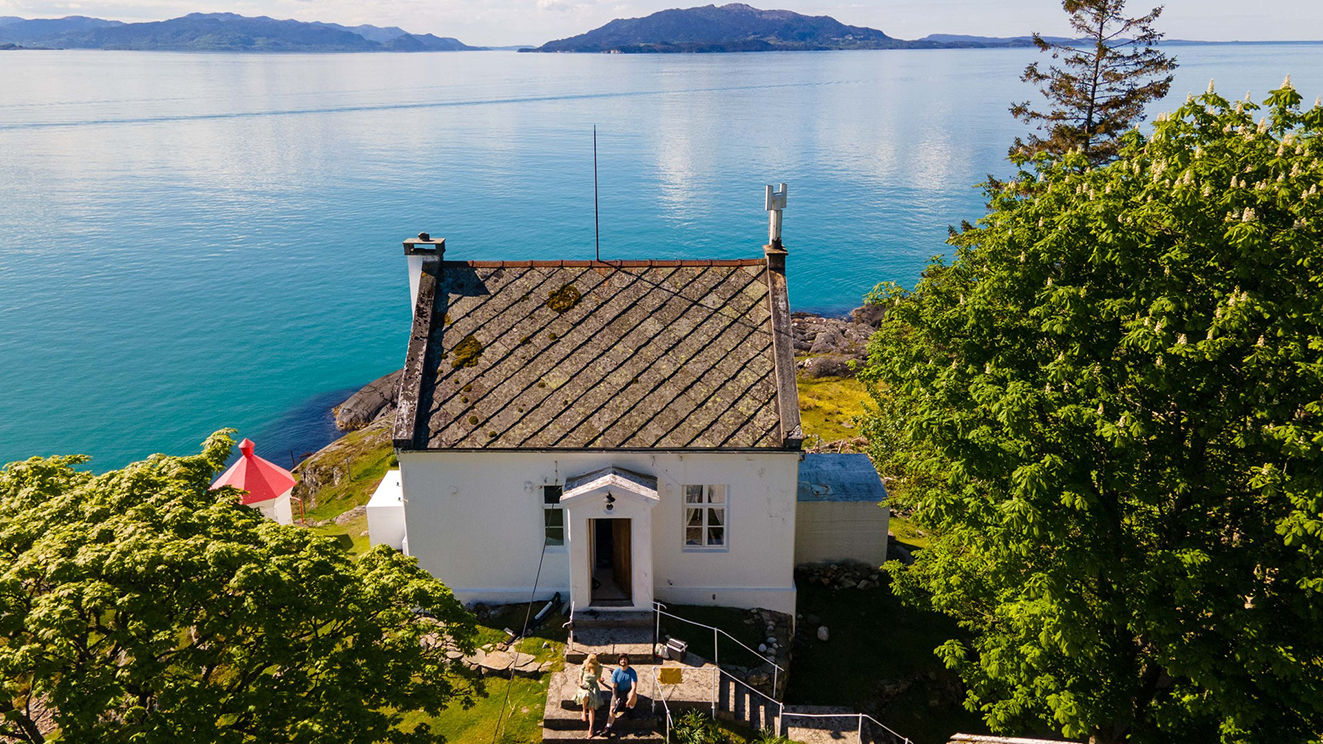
[331, 307, 883, 434]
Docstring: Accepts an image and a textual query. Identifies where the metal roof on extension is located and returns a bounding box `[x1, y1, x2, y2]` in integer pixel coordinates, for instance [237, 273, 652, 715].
[797, 453, 888, 503]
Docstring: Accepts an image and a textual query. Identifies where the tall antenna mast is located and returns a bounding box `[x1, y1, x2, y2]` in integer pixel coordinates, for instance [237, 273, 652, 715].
[593, 126, 601, 262]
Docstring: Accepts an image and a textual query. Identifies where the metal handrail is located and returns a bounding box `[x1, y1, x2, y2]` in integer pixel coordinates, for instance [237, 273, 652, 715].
[777, 710, 913, 744]
[650, 666, 676, 744]
[650, 602, 912, 744]
[652, 601, 785, 694]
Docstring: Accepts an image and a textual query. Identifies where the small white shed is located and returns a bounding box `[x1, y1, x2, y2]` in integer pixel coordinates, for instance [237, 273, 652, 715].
[367, 469, 407, 552]
[795, 453, 889, 566]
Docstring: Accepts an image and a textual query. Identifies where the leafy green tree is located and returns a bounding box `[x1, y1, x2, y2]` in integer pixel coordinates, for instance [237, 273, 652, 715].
[865, 81, 1323, 743]
[1011, 0, 1177, 165]
[0, 431, 477, 744]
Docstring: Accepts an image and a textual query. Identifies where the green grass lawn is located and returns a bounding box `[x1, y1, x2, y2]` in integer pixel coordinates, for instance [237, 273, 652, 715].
[402, 605, 570, 744]
[309, 511, 372, 557]
[298, 422, 396, 521]
[402, 674, 549, 744]
[786, 577, 986, 744]
[796, 375, 873, 445]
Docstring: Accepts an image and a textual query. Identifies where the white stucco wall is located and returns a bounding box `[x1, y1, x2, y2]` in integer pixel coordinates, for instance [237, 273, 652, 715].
[794, 501, 888, 566]
[367, 470, 407, 551]
[249, 490, 294, 525]
[396, 451, 800, 614]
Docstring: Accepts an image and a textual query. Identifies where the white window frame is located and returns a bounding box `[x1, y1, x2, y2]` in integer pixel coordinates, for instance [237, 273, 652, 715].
[682, 484, 728, 551]
[543, 485, 566, 550]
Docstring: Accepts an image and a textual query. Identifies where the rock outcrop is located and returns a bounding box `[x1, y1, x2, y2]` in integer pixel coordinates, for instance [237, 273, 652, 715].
[333, 368, 402, 431]
[792, 305, 884, 378]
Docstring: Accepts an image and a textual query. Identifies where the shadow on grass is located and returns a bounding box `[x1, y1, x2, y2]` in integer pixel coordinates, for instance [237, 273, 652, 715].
[787, 571, 989, 744]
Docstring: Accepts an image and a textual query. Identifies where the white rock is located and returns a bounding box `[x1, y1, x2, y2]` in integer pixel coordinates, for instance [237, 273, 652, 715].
[817, 626, 830, 642]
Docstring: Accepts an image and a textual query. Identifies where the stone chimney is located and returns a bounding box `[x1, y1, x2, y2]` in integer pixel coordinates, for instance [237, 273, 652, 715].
[403, 233, 444, 319]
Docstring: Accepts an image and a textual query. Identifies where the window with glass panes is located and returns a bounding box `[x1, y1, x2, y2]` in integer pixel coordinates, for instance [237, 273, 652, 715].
[543, 485, 564, 546]
[683, 485, 726, 548]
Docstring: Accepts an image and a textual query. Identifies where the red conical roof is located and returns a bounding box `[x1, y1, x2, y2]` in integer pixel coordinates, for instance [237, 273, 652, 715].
[211, 438, 297, 505]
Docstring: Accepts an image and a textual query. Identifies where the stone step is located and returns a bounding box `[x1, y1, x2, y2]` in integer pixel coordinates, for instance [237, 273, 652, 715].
[571, 609, 653, 628]
[543, 670, 660, 734]
[540, 727, 664, 743]
[544, 709, 659, 732]
[567, 626, 656, 665]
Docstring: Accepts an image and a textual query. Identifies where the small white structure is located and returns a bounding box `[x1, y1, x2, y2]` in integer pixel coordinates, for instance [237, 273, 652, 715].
[375, 195, 887, 615]
[366, 469, 407, 552]
[211, 438, 296, 525]
[795, 454, 890, 565]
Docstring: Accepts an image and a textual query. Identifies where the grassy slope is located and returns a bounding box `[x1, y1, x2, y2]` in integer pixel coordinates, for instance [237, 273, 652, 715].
[297, 420, 395, 557]
[796, 375, 870, 445]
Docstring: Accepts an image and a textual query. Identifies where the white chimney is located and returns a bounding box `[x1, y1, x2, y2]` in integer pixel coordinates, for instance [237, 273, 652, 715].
[403, 233, 444, 318]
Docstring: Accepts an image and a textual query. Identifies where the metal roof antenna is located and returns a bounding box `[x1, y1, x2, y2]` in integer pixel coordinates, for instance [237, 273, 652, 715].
[593, 125, 601, 262]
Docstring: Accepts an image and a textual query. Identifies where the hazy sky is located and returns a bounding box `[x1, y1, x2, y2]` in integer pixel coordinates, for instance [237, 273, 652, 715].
[3, 0, 1321, 47]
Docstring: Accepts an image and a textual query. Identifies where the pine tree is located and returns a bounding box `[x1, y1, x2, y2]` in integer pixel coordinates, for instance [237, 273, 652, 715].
[1011, 0, 1177, 164]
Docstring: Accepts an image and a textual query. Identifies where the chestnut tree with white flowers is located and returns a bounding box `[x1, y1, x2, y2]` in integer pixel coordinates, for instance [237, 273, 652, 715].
[864, 80, 1323, 743]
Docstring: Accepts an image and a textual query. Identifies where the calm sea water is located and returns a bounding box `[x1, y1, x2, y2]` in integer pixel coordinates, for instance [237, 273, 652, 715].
[2, 44, 1320, 469]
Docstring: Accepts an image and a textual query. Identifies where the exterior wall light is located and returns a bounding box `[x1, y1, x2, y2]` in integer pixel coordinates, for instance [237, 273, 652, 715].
[604, 492, 615, 512]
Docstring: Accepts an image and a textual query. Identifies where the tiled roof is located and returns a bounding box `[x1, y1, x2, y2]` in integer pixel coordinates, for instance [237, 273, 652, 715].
[393, 257, 801, 451]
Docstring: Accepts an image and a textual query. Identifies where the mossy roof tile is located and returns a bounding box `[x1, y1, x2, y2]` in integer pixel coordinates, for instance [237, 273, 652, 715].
[399, 259, 792, 450]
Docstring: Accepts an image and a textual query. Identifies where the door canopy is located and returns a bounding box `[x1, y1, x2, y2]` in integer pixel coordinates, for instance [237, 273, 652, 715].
[561, 466, 659, 510]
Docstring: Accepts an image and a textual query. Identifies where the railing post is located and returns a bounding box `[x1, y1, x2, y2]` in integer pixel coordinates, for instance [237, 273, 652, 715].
[655, 602, 661, 661]
[712, 667, 718, 718]
[773, 666, 778, 698]
[713, 627, 719, 668]
[857, 714, 863, 743]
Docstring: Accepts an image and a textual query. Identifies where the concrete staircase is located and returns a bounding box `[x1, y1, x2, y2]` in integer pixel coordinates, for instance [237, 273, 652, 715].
[715, 671, 785, 736]
[544, 612, 663, 743]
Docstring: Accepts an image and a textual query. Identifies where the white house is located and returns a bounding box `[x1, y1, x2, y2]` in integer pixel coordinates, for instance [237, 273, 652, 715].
[212, 438, 296, 525]
[370, 194, 888, 616]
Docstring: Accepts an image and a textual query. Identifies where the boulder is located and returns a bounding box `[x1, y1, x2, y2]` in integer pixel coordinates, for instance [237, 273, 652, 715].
[334, 368, 403, 431]
[810, 327, 846, 354]
[851, 304, 886, 328]
[334, 504, 366, 525]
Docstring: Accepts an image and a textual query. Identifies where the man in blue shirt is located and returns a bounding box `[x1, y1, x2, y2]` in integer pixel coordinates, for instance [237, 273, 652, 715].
[604, 654, 639, 732]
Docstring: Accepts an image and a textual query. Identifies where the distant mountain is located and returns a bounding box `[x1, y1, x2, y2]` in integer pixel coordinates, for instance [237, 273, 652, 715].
[316, 22, 408, 43]
[0, 15, 122, 41]
[917, 33, 1079, 47]
[530, 4, 1171, 53]
[532, 3, 906, 53]
[380, 32, 472, 51]
[0, 12, 480, 51]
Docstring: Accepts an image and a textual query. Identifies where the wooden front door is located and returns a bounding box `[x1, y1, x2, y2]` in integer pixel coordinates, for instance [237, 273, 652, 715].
[612, 519, 632, 600]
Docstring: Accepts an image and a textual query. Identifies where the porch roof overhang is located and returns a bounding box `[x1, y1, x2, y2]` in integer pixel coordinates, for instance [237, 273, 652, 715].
[561, 466, 659, 507]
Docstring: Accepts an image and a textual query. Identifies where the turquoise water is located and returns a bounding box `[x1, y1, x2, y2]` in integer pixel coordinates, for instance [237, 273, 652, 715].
[2, 45, 1321, 469]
